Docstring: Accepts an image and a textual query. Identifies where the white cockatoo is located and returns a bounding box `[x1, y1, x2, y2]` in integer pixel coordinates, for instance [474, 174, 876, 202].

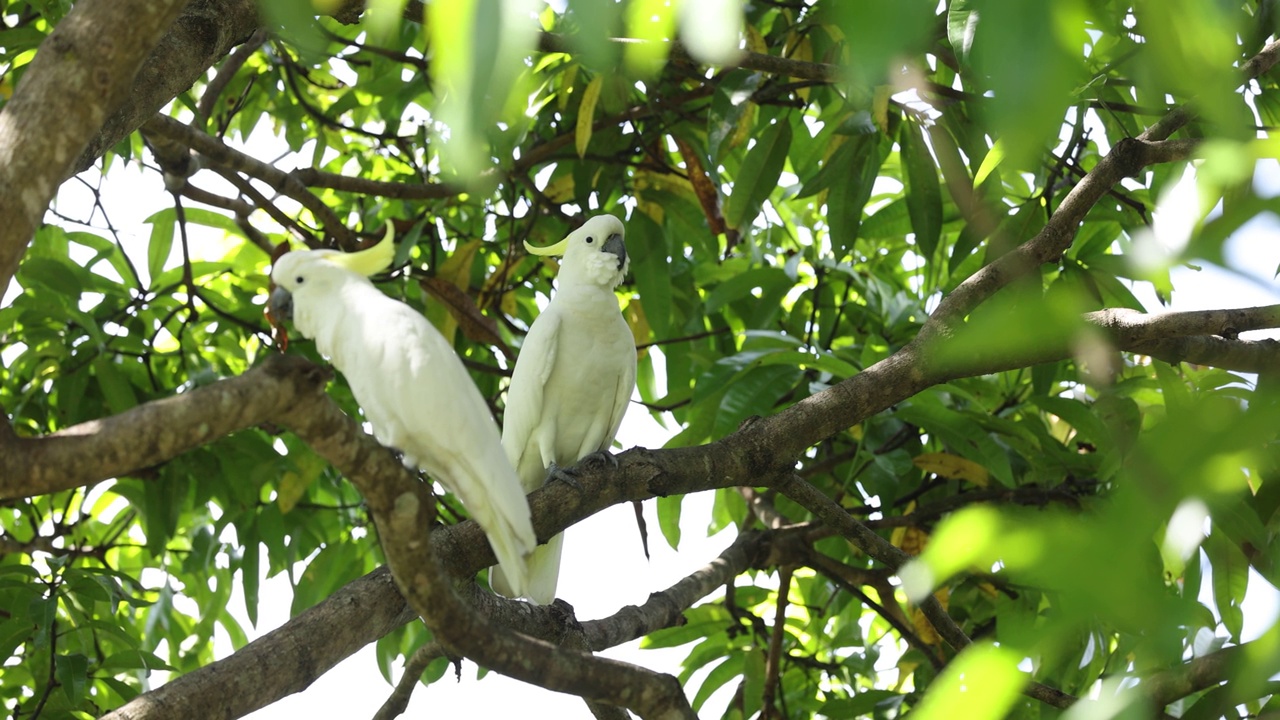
[267, 225, 536, 597]
[490, 214, 637, 604]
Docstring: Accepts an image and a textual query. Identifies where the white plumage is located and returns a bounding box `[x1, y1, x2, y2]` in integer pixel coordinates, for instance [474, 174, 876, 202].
[490, 215, 637, 604]
[268, 228, 536, 597]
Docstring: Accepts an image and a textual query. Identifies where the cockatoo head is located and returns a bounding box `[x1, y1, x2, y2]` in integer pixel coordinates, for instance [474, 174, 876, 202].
[266, 223, 395, 346]
[525, 214, 628, 289]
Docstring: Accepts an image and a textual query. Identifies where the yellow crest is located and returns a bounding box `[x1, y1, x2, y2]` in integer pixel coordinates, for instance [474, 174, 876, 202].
[524, 236, 569, 257]
[330, 221, 395, 277]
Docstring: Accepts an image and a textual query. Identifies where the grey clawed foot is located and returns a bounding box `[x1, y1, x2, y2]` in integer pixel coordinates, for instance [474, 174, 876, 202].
[545, 452, 618, 490]
[546, 462, 583, 490]
[584, 449, 619, 468]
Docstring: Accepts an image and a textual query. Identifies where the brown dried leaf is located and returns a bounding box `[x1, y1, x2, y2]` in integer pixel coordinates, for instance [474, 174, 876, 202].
[420, 276, 515, 361]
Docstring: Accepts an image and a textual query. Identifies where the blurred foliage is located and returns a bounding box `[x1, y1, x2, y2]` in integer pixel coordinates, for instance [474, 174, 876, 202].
[2, 0, 1280, 717]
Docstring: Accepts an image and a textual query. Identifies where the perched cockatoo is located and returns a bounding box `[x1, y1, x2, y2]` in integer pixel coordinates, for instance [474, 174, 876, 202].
[490, 215, 637, 604]
[267, 225, 536, 597]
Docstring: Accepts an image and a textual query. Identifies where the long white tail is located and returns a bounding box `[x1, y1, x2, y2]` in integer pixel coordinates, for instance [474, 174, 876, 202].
[491, 532, 562, 604]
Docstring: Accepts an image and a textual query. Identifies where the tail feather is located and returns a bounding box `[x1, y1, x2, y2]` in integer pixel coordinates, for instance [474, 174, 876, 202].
[491, 532, 562, 604]
[482, 511, 534, 599]
[445, 453, 536, 600]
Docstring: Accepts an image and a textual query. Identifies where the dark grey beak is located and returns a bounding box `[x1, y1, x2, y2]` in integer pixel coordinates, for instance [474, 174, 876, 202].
[268, 285, 294, 323]
[603, 233, 627, 271]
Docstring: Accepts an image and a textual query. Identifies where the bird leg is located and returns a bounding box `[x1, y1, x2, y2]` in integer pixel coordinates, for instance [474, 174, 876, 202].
[545, 462, 583, 490]
[544, 450, 618, 490]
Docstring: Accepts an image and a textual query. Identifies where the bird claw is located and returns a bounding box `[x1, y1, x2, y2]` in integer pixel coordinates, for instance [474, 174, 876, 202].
[584, 449, 619, 468]
[546, 462, 583, 490]
[545, 451, 618, 491]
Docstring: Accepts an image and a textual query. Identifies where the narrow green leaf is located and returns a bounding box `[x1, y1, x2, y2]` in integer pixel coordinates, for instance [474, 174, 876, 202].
[900, 119, 943, 259]
[1205, 528, 1248, 641]
[827, 133, 884, 259]
[628, 211, 672, 340]
[724, 120, 792, 230]
[973, 138, 1005, 188]
[92, 358, 138, 416]
[145, 212, 175, 286]
[656, 494, 682, 550]
[946, 0, 979, 62]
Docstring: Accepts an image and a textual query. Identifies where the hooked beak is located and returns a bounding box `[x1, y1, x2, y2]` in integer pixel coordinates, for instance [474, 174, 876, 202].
[266, 285, 294, 351]
[603, 233, 626, 271]
[268, 285, 294, 323]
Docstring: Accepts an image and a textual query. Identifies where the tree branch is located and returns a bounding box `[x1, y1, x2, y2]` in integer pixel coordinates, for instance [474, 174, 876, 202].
[101, 566, 416, 720]
[1135, 335, 1280, 373]
[143, 114, 355, 246]
[1087, 305, 1280, 343]
[72, 0, 263, 176]
[0, 0, 192, 297]
[0, 354, 329, 501]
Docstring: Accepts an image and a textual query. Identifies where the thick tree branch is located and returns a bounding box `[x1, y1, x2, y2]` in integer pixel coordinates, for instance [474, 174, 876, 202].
[290, 167, 464, 200]
[0, 0, 192, 297]
[0, 354, 328, 501]
[1136, 335, 1280, 373]
[73, 0, 262, 176]
[1136, 640, 1280, 709]
[1087, 305, 1280, 343]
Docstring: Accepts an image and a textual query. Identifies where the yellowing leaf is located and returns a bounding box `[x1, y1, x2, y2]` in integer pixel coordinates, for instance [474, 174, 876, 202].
[911, 587, 951, 645]
[543, 173, 575, 203]
[576, 74, 604, 158]
[421, 276, 515, 360]
[745, 24, 768, 56]
[872, 85, 891, 133]
[277, 451, 326, 514]
[973, 138, 1006, 187]
[898, 526, 930, 556]
[558, 63, 579, 111]
[913, 452, 990, 487]
[625, 297, 653, 359]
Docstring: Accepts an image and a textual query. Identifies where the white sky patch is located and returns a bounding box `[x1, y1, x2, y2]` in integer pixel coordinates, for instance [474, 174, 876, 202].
[1130, 164, 1199, 272]
[1162, 497, 1209, 564]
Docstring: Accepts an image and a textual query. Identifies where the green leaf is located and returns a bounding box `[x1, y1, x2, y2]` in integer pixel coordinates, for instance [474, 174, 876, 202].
[910, 643, 1025, 720]
[145, 210, 175, 285]
[55, 653, 89, 705]
[19, 256, 82, 297]
[628, 211, 672, 340]
[724, 120, 792, 231]
[900, 118, 943, 259]
[656, 494, 682, 550]
[826, 133, 884, 259]
[1204, 528, 1248, 642]
[947, 0, 979, 61]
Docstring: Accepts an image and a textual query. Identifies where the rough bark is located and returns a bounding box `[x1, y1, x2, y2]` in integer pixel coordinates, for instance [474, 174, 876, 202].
[0, 0, 192, 297]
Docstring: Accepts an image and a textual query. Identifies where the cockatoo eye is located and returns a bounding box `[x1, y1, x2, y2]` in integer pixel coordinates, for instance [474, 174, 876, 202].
[585, 236, 594, 244]
[296, 276, 305, 284]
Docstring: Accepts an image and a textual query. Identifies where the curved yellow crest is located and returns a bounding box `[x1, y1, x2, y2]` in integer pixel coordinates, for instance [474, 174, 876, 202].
[524, 237, 569, 257]
[330, 221, 395, 277]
